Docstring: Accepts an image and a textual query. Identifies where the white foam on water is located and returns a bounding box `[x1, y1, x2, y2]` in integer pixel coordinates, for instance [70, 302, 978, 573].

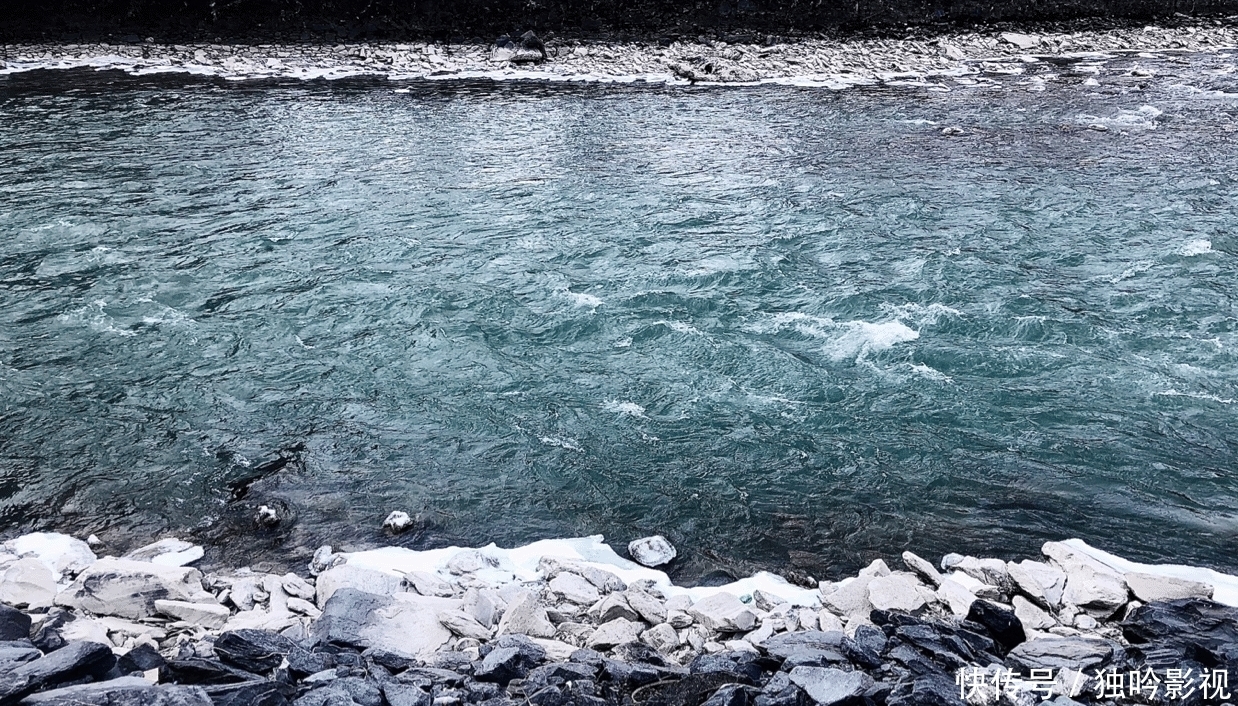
[563, 290, 604, 309]
[824, 320, 920, 360]
[907, 363, 952, 382]
[539, 436, 584, 452]
[1154, 389, 1235, 404]
[57, 300, 137, 337]
[602, 400, 647, 417]
[1180, 239, 1214, 256]
[1067, 538, 1238, 607]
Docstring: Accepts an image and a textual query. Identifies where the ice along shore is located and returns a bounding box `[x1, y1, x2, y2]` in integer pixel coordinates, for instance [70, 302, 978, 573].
[0, 529, 1236, 705]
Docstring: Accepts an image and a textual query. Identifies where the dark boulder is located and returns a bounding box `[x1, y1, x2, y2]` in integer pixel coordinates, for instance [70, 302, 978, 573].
[885, 673, 965, 706]
[689, 652, 767, 685]
[598, 658, 662, 691]
[1123, 599, 1238, 654]
[215, 630, 299, 674]
[632, 672, 742, 706]
[966, 601, 1025, 652]
[379, 681, 431, 706]
[287, 648, 334, 679]
[474, 646, 539, 684]
[523, 662, 598, 692]
[161, 658, 261, 685]
[203, 680, 294, 706]
[0, 640, 116, 702]
[19, 677, 212, 705]
[116, 643, 165, 674]
[754, 672, 807, 706]
[0, 606, 31, 641]
[702, 683, 761, 706]
[0, 640, 40, 670]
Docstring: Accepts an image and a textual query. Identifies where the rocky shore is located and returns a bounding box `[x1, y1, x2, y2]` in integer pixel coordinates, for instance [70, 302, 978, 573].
[2, 21, 1236, 85]
[1, 529, 1236, 705]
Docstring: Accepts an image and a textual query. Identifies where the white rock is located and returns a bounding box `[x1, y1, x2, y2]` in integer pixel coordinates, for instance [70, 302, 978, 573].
[625, 588, 667, 624]
[154, 599, 230, 629]
[405, 570, 456, 598]
[462, 587, 496, 628]
[124, 538, 204, 566]
[588, 617, 643, 649]
[667, 609, 694, 629]
[744, 620, 776, 645]
[641, 622, 680, 653]
[530, 638, 578, 661]
[1008, 560, 1067, 608]
[438, 609, 492, 639]
[60, 616, 111, 645]
[1000, 32, 1042, 50]
[725, 639, 758, 653]
[1124, 572, 1213, 602]
[935, 577, 977, 617]
[901, 551, 943, 587]
[627, 535, 677, 567]
[588, 593, 640, 623]
[309, 545, 344, 575]
[549, 573, 600, 605]
[1012, 595, 1056, 630]
[795, 609, 818, 631]
[281, 573, 315, 601]
[817, 609, 844, 633]
[224, 607, 299, 632]
[315, 564, 404, 607]
[689, 592, 756, 633]
[951, 557, 1012, 593]
[55, 557, 213, 620]
[867, 573, 928, 612]
[496, 592, 556, 638]
[822, 561, 887, 616]
[288, 597, 321, 617]
[538, 557, 625, 593]
[382, 511, 413, 533]
[945, 570, 1001, 600]
[1043, 542, 1128, 617]
[665, 594, 693, 612]
[3, 532, 96, 580]
[0, 557, 57, 609]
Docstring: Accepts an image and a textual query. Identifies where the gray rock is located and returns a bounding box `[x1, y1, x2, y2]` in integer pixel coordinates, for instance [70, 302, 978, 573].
[0, 558, 57, 609]
[1006, 637, 1113, 672]
[154, 599, 230, 629]
[867, 573, 929, 612]
[587, 617, 643, 650]
[496, 592, 556, 638]
[54, 557, 213, 620]
[950, 557, 1012, 593]
[641, 622, 680, 653]
[787, 666, 874, 706]
[1008, 560, 1066, 608]
[588, 593, 640, 624]
[549, 573, 599, 605]
[282, 573, 316, 601]
[689, 593, 756, 633]
[901, 551, 943, 588]
[309, 546, 344, 576]
[1012, 595, 1056, 630]
[538, 558, 626, 593]
[311, 588, 457, 660]
[438, 609, 491, 639]
[315, 564, 405, 607]
[1123, 572, 1213, 602]
[0, 641, 116, 701]
[625, 588, 668, 624]
[1042, 542, 1127, 617]
[405, 570, 455, 597]
[461, 587, 496, 628]
[628, 536, 677, 567]
[21, 678, 212, 705]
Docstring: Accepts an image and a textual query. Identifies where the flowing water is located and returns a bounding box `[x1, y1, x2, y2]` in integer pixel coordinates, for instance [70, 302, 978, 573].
[1, 59, 1237, 579]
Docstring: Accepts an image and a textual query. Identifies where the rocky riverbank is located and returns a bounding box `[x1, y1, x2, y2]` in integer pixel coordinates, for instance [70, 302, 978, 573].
[0, 530, 1236, 705]
[2, 21, 1236, 85]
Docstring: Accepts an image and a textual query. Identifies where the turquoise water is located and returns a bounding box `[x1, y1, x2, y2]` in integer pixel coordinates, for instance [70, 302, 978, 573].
[1, 66, 1236, 579]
